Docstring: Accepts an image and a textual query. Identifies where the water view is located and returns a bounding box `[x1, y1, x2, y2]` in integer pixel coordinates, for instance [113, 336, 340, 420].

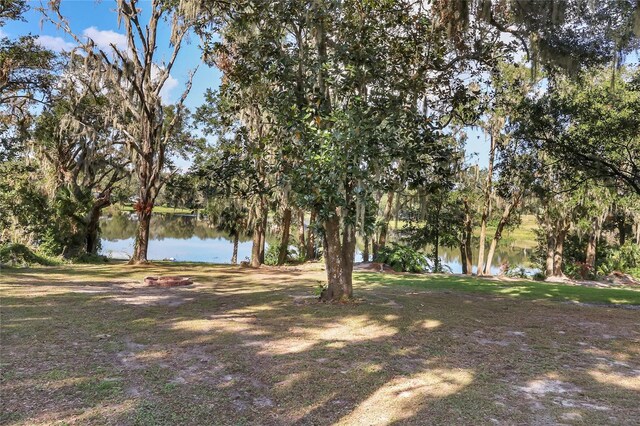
[100, 213, 534, 274]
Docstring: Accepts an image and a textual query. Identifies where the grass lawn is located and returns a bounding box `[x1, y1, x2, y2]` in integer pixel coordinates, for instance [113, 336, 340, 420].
[1, 263, 639, 425]
[119, 205, 193, 215]
[389, 214, 538, 249]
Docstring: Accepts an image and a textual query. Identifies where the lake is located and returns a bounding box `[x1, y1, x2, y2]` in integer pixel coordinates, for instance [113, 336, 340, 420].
[100, 213, 535, 274]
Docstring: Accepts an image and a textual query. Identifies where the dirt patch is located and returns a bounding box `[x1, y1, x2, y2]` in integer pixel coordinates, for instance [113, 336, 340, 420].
[353, 262, 401, 274]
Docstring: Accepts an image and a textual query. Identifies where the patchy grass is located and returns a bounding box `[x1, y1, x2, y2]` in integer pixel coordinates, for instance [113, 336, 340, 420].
[1, 263, 639, 425]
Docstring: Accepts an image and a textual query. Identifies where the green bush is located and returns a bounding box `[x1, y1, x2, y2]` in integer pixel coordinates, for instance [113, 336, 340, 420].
[73, 253, 109, 263]
[506, 267, 529, 279]
[264, 243, 280, 266]
[264, 241, 297, 266]
[0, 243, 55, 267]
[597, 242, 640, 276]
[532, 271, 546, 281]
[374, 243, 430, 273]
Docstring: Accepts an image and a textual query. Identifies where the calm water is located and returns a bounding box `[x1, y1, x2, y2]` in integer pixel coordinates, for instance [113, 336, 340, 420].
[100, 214, 534, 274]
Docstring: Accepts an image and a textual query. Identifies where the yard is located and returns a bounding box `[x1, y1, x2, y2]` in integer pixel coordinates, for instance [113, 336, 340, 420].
[1, 263, 639, 425]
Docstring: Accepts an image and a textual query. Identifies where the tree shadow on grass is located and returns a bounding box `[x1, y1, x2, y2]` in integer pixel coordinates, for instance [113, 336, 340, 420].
[2, 266, 639, 425]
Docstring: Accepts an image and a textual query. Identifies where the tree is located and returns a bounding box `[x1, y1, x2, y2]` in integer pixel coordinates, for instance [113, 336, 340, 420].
[191, 0, 507, 300]
[213, 203, 249, 264]
[513, 68, 640, 195]
[32, 87, 129, 255]
[43, 0, 200, 263]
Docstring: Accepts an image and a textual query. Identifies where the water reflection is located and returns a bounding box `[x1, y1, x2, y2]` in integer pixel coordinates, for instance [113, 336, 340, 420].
[100, 214, 532, 272]
[100, 213, 254, 263]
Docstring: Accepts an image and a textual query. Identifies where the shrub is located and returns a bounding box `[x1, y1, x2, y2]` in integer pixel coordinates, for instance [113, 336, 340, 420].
[596, 242, 640, 276]
[0, 243, 55, 267]
[532, 271, 546, 281]
[564, 261, 595, 280]
[263, 241, 297, 266]
[506, 267, 529, 279]
[374, 243, 430, 273]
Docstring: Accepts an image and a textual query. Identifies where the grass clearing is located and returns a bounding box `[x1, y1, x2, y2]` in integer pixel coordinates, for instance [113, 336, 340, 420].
[1, 263, 639, 425]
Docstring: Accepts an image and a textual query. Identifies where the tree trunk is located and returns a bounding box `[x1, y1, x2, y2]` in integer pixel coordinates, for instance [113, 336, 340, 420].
[484, 192, 521, 275]
[462, 199, 473, 275]
[460, 243, 468, 274]
[618, 215, 626, 246]
[259, 213, 267, 263]
[362, 236, 370, 262]
[277, 207, 292, 265]
[231, 233, 239, 264]
[297, 209, 306, 260]
[306, 209, 317, 260]
[585, 217, 600, 269]
[477, 129, 496, 276]
[553, 227, 568, 277]
[251, 198, 267, 267]
[85, 207, 101, 254]
[131, 207, 152, 263]
[545, 229, 556, 277]
[321, 215, 348, 301]
[378, 191, 394, 250]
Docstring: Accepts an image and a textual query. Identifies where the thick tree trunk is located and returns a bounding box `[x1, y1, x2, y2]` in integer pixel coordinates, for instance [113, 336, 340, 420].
[545, 229, 556, 277]
[306, 209, 317, 260]
[85, 208, 102, 255]
[231, 233, 239, 264]
[477, 130, 496, 276]
[460, 243, 468, 274]
[378, 191, 394, 250]
[85, 193, 111, 254]
[297, 209, 306, 260]
[553, 227, 568, 277]
[321, 215, 348, 301]
[251, 198, 267, 267]
[277, 207, 292, 265]
[362, 236, 370, 262]
[618, 215, 627, 246]
[484, 192, 521, 275]
[131, 207, 152, 263]
[251, 230, 262, 268]
[585, 217, 601, 269]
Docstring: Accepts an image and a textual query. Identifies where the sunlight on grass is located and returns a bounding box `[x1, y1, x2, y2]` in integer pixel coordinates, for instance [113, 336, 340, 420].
[589, 370, 640, 391]
[336, 368, 473, 425]
[421, 319, 442, 329]
[257, 316, 399, 355]
[356, 273, 640, 305]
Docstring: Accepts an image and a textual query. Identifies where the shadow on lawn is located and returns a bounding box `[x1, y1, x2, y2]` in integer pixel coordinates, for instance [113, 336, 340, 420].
[2, 265, 639, 425]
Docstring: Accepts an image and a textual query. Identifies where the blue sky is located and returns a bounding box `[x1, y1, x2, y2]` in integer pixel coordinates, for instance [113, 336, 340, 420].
[3, 1, 221, 117]
[4, 1, 497, 168]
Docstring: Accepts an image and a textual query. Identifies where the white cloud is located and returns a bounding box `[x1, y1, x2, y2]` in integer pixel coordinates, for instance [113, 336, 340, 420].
[159, 74, 179, 104]
[82, 26, 127, 51]
[0, 28, 7, 38]
[36, 35, 75, 52]
[151, 65, 179, 104]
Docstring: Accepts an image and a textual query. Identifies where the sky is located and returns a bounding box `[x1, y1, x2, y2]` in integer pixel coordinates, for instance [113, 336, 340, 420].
[4, 1, 222, 117]
[4, 1, 504, 169]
